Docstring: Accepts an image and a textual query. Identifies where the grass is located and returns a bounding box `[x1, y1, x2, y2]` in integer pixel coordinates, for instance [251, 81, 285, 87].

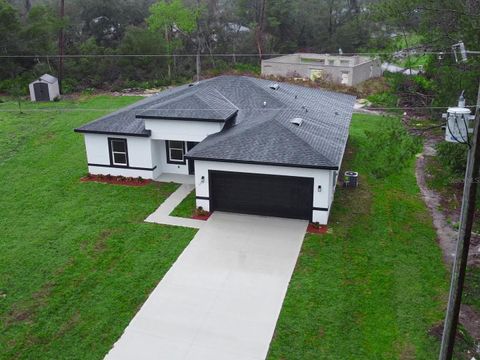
[464, 267, 480, 311]
[0, 96, 197, 359]
[268, 114, 449, 360]
[170, 189, 196, 218]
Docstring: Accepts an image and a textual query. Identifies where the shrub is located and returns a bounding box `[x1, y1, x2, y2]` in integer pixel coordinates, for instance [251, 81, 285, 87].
[436, 141, 468, 177]
[359, 118, 422, 178]
[367, 92, 398, 108]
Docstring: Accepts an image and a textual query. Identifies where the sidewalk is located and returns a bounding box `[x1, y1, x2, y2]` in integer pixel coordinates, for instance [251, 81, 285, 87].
[145, 184, 205, 229]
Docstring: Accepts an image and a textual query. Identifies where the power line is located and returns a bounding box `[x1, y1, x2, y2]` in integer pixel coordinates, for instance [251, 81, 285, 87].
[0, 105, 475, 112]
[0, 51, 480, 58]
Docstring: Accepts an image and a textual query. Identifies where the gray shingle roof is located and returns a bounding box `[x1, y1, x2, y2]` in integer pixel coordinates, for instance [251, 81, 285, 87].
[75, 75, 355, 169]
[136, 87, 238, 121]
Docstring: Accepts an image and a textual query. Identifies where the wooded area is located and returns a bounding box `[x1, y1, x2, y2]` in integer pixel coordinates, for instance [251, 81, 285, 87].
[1, 0, 479, 106]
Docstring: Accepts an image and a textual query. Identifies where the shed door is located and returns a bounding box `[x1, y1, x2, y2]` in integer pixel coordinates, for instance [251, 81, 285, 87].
[33, 83, 49, 101]
[209, 171, 313, 220]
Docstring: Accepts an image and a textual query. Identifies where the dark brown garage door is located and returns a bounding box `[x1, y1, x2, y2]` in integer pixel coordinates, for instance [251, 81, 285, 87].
[209, 170, 313, 220]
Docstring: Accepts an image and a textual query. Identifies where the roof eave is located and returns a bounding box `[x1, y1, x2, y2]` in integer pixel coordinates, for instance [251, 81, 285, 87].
[73, 128, 151, 137]
[135, 110, 238, 123]
[184, 155, 338, 170]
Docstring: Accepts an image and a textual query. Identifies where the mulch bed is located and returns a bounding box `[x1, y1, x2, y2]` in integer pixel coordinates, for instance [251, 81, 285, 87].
[307, 224, 328, 234]
[192, 213, 211, 221]
[81, 174, 152, 187]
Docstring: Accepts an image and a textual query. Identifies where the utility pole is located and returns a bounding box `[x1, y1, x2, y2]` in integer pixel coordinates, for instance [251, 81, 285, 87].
[58, 0, 65, 93]
[439, 82, 480, 359]
[195, 0, 201, 82]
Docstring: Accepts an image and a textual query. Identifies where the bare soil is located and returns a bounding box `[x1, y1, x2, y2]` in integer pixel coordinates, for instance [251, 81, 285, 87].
[415, 133, 480, 348]
[415, 137, 480, 265]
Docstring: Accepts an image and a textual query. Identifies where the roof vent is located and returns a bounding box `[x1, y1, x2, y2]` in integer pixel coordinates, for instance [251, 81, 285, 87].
[188, 81, 200, 87]
[290, 117, 303, 126]
[263, 101, 267, 107]
[269, 83, 279, 90]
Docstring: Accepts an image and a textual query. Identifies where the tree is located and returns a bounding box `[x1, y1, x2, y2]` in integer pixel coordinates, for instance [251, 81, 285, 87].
[147, 0, 198, 79]
[0, 0, 21, 78]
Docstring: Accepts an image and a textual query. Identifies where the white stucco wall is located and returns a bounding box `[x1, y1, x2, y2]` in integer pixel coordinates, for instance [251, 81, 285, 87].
[144, 119, 224, 142]
[193, 160, 335, 224]
[152, 139, 190, 175]
[83, 133, 156, 179]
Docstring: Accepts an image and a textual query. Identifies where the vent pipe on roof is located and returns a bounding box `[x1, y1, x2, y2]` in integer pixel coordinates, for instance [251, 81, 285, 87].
[290, 118, 303, 126]
[263, 101, 267, 107]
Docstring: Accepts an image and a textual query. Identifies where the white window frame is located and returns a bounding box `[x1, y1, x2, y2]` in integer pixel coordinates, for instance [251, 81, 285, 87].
[167, 140, 186, 164]
[109, 138, 128, 166]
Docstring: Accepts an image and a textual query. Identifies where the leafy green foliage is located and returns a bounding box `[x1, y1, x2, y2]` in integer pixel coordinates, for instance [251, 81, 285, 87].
[148, 0, 198, 34]
[358, 117, 422, 178]
[436, 141, 468, 177]
[367, 91, 398, 107]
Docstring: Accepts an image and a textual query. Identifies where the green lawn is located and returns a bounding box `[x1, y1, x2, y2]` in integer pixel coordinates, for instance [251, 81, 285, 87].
[170, 189, 196, 218]
[0, 96, 197, 359]
[268, 114, 449, 360]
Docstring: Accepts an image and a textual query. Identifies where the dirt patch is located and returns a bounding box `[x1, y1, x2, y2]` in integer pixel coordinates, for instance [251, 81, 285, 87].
[415, 137, 480, 265]
[416, 137, 458, 263]
[459, 304, 480, 341]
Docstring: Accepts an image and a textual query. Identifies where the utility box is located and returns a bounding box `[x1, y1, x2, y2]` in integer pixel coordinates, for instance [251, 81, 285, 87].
[344, 171, 358, 187]
[443, 94, 475, 143]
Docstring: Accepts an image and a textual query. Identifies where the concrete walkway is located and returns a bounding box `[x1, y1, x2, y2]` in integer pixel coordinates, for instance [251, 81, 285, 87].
[105, 212, 308, 360]
[145, 184, 205, 229]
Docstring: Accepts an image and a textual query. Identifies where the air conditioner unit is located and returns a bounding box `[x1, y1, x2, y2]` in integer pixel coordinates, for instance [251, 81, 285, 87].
[343, 171, 359, 188]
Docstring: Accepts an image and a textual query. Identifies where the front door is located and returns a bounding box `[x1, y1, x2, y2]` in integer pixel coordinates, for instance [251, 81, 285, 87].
[187, 142, 199, 175]
[33, 83, 49, 101]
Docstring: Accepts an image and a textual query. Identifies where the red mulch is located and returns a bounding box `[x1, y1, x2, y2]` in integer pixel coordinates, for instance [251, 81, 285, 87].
[192, 213, 211, 221]
[80, 174, 152, 187]
[307, 224, 328, 234]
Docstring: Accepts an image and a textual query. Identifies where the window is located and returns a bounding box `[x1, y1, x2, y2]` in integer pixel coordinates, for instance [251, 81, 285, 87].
[166, 140, 186, 164]
[109, 138, 128, 166]
[328, 59, 335, 65]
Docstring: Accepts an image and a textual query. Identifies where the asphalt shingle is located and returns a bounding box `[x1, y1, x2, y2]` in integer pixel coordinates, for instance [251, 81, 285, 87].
[75, 75, 356, 168]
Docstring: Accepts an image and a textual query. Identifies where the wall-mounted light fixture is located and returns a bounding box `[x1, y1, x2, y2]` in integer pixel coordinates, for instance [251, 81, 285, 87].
[318, 185, 322, 192]
[201, 176, 205, 183]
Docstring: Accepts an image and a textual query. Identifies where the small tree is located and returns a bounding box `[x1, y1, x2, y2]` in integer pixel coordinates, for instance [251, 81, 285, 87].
[147, 0, 198, 80]
[7, 82, 26, 114]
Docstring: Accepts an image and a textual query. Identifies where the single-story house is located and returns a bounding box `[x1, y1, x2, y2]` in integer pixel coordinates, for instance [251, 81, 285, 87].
[262, 53, 383, 86]
[75, 75, 355, 224]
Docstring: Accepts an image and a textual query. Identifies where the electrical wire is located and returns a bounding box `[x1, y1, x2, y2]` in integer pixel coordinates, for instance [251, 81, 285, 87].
[0, 50, 479, 58]
[0, 105, 476, 112]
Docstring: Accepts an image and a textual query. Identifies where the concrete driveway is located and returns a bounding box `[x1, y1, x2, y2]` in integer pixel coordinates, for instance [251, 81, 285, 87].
[105, 212, 307, 360]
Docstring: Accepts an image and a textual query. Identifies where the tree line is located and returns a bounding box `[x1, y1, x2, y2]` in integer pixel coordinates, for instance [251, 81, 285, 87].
[0, 0, 479, 106]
